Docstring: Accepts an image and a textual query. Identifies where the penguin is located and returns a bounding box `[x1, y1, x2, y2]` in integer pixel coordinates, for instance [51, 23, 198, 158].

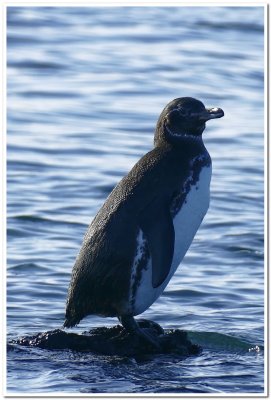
[64, 97, 224, 348]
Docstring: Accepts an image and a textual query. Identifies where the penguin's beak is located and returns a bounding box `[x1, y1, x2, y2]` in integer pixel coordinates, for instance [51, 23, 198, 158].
[198, 107, 224, 121]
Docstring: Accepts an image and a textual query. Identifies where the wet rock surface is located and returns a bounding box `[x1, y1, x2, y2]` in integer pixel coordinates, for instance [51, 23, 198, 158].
[10, 320, 201, 357]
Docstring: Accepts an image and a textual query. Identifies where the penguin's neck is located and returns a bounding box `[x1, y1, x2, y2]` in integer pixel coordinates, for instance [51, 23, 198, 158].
[164, 123, 202, 142]
[154, 123, 205, 151]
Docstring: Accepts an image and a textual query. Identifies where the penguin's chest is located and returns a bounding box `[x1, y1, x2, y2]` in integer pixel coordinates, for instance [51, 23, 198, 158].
[128, 156, 212, 316]
[170, 163, 211, 269]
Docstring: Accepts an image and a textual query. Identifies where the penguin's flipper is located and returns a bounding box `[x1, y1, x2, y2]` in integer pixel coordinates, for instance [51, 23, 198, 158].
[140, 200, 175, 288]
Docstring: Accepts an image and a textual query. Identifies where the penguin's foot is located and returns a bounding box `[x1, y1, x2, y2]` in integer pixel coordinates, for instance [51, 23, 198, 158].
[118, 315, 161, 351]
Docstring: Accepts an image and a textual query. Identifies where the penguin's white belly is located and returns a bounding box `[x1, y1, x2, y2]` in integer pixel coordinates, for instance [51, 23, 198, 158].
[129, 164, 212, 316]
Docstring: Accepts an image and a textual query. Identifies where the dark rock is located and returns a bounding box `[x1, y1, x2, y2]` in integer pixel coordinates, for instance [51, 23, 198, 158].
[10, 320, 201, 357]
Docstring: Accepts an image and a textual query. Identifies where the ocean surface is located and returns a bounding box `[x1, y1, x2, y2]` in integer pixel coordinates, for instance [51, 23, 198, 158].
[6, 5, 265, 395]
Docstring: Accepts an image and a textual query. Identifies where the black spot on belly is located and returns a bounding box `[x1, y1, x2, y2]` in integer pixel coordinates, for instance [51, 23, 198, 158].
[170, 152, 211, 218]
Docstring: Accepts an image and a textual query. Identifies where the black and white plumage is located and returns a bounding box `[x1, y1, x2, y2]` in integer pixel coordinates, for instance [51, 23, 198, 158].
[64, 97, 224, 347]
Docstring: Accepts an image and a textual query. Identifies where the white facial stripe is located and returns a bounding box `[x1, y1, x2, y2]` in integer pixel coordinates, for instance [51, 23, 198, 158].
[165, 123, 177, 136]
[165, 108, 180, 117]
[164, 121, 200, 140]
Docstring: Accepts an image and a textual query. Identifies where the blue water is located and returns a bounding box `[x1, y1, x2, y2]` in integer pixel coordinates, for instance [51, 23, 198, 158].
[6, 6, 265, 394]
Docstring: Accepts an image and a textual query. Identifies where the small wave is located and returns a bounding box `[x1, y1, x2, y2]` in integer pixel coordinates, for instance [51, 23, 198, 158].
[9, 215, 86, 230]
[7, 227, 33, 238]
[187, 331, 263, 353]
[11, 215, 53, 223]
[13, 215, 56, 223]
[7, 159, 48, 171]
[8, 59, 66, 71]
[7, 11, 71, 29]
[166, 289, 209, 298]
[8, 262, 43, 273]
[228, 245, 264, 259]
[197, 21, 263, 33]
[7, 35, 41, 45]
[18, 90, 80, 99]
[8, 145, 106, 158]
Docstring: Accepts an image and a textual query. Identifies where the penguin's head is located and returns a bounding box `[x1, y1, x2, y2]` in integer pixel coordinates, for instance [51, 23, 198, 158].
[155, 97, 224, 145]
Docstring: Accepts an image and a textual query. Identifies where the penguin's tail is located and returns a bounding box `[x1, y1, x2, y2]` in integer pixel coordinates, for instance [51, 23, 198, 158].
[63, 307, 83, 328]
[63, 318, 75, 329]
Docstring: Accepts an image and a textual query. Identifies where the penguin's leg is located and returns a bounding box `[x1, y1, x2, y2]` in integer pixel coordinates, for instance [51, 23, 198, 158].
[118, 315, 161, 350]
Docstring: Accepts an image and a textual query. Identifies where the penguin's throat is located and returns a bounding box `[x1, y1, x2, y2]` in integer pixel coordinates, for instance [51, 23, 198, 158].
[164, 122, 203, 140]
